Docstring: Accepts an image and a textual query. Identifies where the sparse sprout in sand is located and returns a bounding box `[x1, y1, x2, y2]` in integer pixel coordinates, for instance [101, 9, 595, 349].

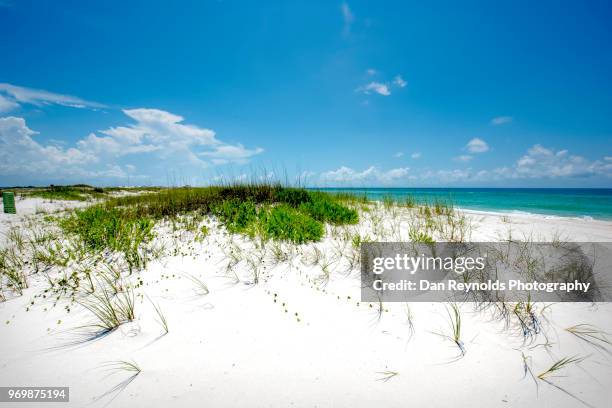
[432, 303, 465, 358]
[537, 355, 586, 380]
[184, 273, 210, 295]
[376, 370, 399, 382]
[148, 296, 169, 335]
[566, 324, 612, 352]
[405, 303, 415, 341]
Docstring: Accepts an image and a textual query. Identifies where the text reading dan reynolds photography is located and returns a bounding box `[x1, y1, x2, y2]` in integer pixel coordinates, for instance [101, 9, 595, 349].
[360, 242, 612, 302]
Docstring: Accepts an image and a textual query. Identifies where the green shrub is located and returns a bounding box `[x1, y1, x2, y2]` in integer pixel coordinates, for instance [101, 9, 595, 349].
[261, 205, 323, 243]
[299, 194, 358, 225]
[275, 188, 312, 207]
[212, 199, 258, 233]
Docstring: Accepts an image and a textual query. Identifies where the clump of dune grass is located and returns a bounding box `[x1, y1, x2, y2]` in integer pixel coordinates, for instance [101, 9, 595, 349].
[79, 286, 135, 335]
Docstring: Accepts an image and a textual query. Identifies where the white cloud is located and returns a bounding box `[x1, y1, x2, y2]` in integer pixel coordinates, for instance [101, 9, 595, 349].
[411, 152, 421, 159]
[77, 108, 263, 167]
[0, 116, 97, 177]
[491, 116, 513, 125]
[356, 82, 391, 96]
[393, 151, 404, 158]
[321, 166, 409, 183]
[512, 144, 612, 179]
[367, 68, 377, 76]
[0, 83, 105, 111]
[200, 144, 265, 165]
[0, 109, 264, 182]
[341, 2, 354, 37]
[393, 75, 407, 88]
[603, 156, 612, 162]
[466, 137, 489, 153]
[357, 75, 406, 97]
[0, 95, 19, 112]
[454, 155, 473, 162]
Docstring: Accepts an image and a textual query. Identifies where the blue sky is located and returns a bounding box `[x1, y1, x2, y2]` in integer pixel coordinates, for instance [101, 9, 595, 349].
[1, 0, 611, 187]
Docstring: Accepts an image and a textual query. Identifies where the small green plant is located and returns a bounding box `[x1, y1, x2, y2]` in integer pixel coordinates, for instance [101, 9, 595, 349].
[408, 227, 434, 243]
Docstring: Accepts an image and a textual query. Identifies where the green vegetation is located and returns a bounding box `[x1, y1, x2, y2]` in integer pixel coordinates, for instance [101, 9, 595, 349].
[212, 199, 258, 233]
[537, 355, 586, 379]
[79, 286, 136, 334]
[299, 192, 359, 225]
[26, 185, 106, 201]
[261, 205, 324, 243]
[60, 207, 154, 271]
[55, 185, 358, 268]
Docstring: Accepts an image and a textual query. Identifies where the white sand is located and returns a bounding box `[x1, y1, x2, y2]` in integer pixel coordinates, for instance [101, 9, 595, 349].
[1, 200, 612, 407]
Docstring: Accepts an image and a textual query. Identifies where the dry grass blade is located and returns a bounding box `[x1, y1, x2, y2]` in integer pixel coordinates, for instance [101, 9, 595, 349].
[148, 296, 169, 335]
[376, 370, 399, 382]
[184, 273, 210, 295]
[537, 355, 586, 380]
[566, 324, 612, 353]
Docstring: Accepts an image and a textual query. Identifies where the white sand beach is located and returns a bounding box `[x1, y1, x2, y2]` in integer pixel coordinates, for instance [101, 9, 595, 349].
[1, 197, 612, 408]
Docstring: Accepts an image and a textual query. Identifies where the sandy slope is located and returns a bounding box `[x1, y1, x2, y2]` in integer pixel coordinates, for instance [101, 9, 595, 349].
[1, 199, 612, 408]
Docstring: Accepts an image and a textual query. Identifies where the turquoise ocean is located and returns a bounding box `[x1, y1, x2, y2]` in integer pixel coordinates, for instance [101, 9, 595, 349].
[314, 188, 612, 220]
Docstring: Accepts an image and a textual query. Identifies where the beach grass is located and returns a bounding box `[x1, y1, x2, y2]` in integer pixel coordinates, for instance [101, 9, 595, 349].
[57, 184, 358, 255]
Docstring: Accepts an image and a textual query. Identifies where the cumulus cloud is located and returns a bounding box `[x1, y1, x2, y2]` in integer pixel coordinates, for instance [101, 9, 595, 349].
[466, 138, 489, 153]
[411, 152, 421, 159]
[0, 116, 98, 177]
[513, 144, 612, 179]
[0, 83, 106, 111]
[321, 166, 409, 183]
[356, 82, 391, 96]
[77, 108, 263, 167]
[0, 109, 263, 182]
[491, 116, 513, 125]
[393, 151, 404, 158]
[367, 68, 377, 76]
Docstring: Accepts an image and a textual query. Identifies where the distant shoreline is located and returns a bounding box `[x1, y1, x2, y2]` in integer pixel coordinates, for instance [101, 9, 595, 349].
[311, 187, 612, 221]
